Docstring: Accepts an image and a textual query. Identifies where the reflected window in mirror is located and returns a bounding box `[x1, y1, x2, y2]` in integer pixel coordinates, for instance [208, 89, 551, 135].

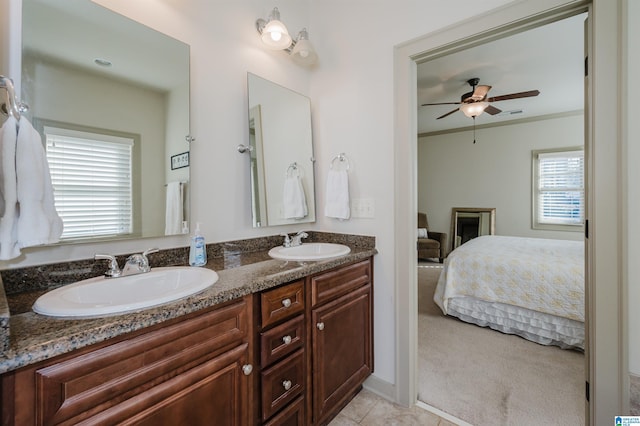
[246, 73, 316, 227]
[21, 0, 190, 243]
[40, 121, 141, 240]
[450, 207, 496, 252]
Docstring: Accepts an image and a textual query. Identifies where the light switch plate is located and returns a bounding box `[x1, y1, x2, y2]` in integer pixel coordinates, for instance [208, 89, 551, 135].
[351, 198, 375, 218]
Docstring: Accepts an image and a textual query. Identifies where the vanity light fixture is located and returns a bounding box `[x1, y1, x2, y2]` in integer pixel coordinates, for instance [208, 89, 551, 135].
[290, 28, 317, 65]
[256, 7, 318, 65]
[257, 7, 292, 49]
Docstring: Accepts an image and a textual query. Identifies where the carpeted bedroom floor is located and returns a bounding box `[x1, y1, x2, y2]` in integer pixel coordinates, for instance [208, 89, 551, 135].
[417, 265, 585, 426]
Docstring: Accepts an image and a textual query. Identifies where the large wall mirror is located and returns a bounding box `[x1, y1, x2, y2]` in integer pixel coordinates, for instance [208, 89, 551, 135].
[21, 0, 190, 243]
[450, 207, 496, 251]
[246, 73, 316, 227]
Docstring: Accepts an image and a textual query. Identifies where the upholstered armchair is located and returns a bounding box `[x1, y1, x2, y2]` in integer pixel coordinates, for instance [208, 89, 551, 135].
[417, 212, 447, 263]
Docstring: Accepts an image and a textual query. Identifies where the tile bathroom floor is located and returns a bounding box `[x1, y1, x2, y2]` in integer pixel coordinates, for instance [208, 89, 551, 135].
[330, 389, 458, 426]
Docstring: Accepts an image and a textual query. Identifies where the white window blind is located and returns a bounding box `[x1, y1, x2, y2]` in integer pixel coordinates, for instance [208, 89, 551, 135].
[44, 126, 133, 240]
[534, 149, 584, 228]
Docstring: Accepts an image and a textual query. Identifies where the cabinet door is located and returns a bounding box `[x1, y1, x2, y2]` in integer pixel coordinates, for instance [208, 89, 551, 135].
[311, 285, 372, 425]
[121, 343, 251, 426]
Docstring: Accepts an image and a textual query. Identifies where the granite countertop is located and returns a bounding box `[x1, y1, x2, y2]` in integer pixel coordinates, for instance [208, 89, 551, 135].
[0, 232, 376, 374]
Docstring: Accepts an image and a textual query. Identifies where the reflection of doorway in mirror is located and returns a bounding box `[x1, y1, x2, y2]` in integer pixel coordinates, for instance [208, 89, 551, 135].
[249, 105, 267, 227]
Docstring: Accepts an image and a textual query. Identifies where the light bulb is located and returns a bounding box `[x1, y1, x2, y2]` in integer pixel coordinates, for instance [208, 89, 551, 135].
[270, 31, 282, 42]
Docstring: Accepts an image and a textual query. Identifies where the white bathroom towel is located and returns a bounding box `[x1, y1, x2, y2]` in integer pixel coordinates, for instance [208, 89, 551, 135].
[165, 181, 184, 235]
[0, 116, 20, 260]
[15, 116, 63, 249]
[283, 175, 308, 219]
[324, 169, 350, 220]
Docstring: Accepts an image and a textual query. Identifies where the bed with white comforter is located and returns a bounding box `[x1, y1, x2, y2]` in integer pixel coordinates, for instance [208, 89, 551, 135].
[433, 235, 584, 349]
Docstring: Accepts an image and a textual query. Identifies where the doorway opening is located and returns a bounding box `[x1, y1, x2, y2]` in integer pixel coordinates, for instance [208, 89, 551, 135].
[392, 2, 593, 425]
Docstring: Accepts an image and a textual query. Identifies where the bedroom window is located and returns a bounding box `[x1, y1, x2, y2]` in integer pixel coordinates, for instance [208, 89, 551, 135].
[44, 126, 134, 240]
[532, 147, 584, 231]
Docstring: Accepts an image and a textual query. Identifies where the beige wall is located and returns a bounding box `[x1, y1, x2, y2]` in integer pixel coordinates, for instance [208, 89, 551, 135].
[418, 114, 584, 242]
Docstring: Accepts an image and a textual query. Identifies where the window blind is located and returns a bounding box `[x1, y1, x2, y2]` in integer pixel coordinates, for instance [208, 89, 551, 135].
[44, 127, 133, 239]
[536, 150, 584, 226]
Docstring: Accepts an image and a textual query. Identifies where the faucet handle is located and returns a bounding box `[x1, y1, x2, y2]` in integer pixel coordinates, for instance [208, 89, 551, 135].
[143, 248, 159, 258]
[280, 233, 291, 247]
[94, 254, 122, 278]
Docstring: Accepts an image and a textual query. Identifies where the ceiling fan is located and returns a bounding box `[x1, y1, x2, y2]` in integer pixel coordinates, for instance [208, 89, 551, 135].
[422, 78, 540, 120]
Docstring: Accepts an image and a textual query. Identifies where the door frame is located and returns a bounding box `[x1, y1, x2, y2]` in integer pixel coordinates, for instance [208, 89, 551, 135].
[392, 0, 625, 424]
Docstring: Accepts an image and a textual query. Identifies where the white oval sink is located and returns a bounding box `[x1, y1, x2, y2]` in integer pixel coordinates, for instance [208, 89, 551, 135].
[33, 267, 219, 317]
[268, 243, 351, 261]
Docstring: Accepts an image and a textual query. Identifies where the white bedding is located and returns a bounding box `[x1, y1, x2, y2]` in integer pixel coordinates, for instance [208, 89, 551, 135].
[433, 235, 584, 349]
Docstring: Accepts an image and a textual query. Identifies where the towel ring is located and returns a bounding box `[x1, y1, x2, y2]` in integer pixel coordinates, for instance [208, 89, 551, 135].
[286, 162, 301, 177]
[330, 153, 350, 170]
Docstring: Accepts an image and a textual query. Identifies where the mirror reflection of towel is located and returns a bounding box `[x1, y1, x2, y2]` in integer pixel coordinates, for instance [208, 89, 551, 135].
[15, 116, 63, 249]
[324, 169, 350, 220]
[165, 182, 183, 235]
[0, 116, 19, 260]
[283, 176, 308, 219]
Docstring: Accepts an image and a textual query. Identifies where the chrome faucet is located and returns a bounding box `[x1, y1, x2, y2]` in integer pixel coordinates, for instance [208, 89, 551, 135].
[95, 248, 159, 278]
[291, 231, 308, 247]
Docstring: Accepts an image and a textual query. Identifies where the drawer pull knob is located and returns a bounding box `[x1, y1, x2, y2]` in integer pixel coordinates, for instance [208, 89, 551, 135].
[316, 322, 325, 330]
[281, 298, 292, 308]
[282, 335, 292, 345]
[242, 364, 253, 376]
[282, 380, 292, 391]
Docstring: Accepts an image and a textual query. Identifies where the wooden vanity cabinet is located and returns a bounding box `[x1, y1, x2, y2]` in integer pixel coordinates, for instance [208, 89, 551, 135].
[1, 296, 255, 426]
[309, 259, 373, 426]
[1, 256, 373, 426]
[255, 257, 373, 426]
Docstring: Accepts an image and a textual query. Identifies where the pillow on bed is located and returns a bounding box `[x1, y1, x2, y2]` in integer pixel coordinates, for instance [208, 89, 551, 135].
[417, 228, 428, 239]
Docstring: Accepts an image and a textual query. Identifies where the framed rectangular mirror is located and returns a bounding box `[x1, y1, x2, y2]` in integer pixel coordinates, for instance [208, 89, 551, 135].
[246, 73, 316, 227]
[450, 207, 496, 251]
[21, 0, 190, 243]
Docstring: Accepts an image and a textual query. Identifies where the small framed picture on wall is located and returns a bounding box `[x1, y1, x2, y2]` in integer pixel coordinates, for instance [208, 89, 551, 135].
[171, 152, 190, 170]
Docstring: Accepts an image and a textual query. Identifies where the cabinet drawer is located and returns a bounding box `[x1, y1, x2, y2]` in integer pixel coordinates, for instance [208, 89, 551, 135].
[261, 349, 305, 421]
[261, 280, 304, 328]
[311, 259, 371, 306]
[263, 395, 305, 426]
[260, 315, 304, 366]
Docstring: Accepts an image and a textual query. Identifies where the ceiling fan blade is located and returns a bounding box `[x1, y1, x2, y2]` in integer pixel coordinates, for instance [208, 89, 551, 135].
[421, 101, 462, 106]
[484, 105, 502, 115]
[436, 108, 459, 120]
[470, 85, 491, 101]
[487, 90, 540, 102]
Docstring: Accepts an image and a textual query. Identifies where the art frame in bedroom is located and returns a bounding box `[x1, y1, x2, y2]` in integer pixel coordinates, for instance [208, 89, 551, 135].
[450, 207, 496, 251]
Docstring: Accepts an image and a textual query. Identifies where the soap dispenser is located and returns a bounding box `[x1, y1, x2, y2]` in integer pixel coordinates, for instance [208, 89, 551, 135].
[189, 222, 207, 266]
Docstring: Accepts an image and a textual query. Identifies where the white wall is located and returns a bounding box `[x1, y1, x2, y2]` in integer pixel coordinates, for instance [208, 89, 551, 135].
[0, 0, 521, 390]
[418, 114, 584, 241]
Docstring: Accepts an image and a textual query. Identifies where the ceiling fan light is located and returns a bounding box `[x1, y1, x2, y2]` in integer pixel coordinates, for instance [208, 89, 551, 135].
[460, 101, 489, 118]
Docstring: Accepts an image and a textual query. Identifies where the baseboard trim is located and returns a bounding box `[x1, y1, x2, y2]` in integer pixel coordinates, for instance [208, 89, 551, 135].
[363, 374, 396, 402]
[415, 400, 473, 426]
